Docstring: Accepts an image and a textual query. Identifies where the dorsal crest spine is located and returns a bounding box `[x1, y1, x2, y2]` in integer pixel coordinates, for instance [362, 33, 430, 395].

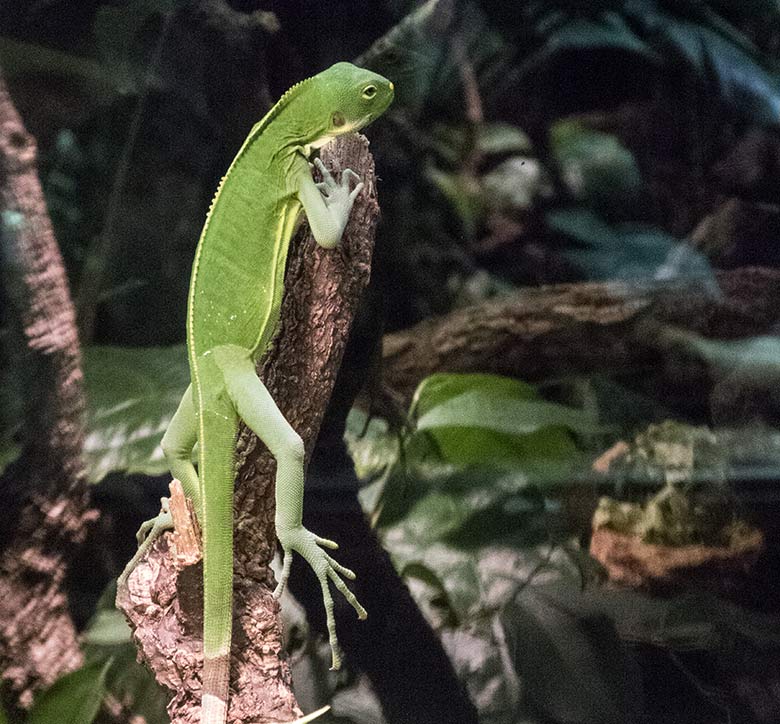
[254, 74, 315, 136]
[201, 75, 315, 231]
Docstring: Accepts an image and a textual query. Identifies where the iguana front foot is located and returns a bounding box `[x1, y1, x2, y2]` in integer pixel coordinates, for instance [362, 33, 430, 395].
[313, 157, 364, 218]
[117, 497, 174, 587]
[274, 525, 367, 670]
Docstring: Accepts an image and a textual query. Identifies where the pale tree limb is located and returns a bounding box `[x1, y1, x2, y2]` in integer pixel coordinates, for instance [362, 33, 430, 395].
[116, 134, 379, 723]
[0, 72, 95, 709]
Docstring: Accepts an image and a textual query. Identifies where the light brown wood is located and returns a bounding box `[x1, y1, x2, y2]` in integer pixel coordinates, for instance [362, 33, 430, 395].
[169, 480, 202, 568]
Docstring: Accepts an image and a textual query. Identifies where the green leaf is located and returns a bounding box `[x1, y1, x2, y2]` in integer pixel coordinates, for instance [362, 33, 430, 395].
[547, 208, 714, 282]
[410, 425, 575, 473]
[547, 207, 623, 246]
[407, 373, 596, 473]
[393, 532, 482, 619]
[425, 548, 483, 620]
[519, 2, 780, 126]
[82, 582, 130, 649]
[382, 471, 545, 616]
[27, 659, 112, 724]
[345, 409, 400, 481]
[100, 647, 170, 724]
[406, 468, 546, 543]
[401, 560, 450, 593]
[481, 156, 550, 214]
[0, 438, 20, 477]
[82, 345, 189, 483]
[416, 391, 601, 438]
[425, 166, 484, 240]
[677, 334, 780, 381]
[0, 37, 114, 98]
[84, 606, 132, 648]
[400, 561, 459, 623]
[620, 3, 780, 126]
[0, 702, 8, 724]
[476, 123, 533, 156]
[521, 12, 657, 72]
[550, 121, 643, 213]
[81, 583, 170, 723]
[355, 0, 446, 111]
[410, 372, 537, 419]
[356, 0, 506, 116]
[655, 19, 780, 125]
[401, 489, 472, 543]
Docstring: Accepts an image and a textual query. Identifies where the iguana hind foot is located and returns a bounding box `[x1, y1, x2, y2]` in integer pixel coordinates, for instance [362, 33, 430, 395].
[274, 526, 367, 670]
[117, 497, 174, 587]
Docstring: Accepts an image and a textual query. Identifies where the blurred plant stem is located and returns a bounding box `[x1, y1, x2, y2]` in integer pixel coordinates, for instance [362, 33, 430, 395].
[75, 9, 173, 344]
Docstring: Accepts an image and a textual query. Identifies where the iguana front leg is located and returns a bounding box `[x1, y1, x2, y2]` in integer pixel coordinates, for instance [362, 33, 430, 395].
[296, 156, 364, 249]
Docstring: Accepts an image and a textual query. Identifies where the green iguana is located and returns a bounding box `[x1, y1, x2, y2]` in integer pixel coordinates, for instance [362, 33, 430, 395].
[118, 62, 393, 724]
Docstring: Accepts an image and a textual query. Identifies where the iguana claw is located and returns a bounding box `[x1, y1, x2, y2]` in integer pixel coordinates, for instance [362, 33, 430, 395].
[274, 525, 366, 670]
[287, 705, 331, 723]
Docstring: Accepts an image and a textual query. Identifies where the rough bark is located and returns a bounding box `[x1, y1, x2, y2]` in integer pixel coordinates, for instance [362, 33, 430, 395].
[0, 73, 94, 707]
[116, 134, 379, 723]
[381, 267, 780, 410]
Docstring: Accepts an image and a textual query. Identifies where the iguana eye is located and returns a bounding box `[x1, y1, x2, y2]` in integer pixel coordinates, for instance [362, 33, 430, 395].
[332, 112, 346, 127]
[362, 85, 377, 99]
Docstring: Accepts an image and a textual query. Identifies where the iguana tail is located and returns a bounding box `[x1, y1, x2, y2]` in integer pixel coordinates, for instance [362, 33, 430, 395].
[199, 405, 239, 724]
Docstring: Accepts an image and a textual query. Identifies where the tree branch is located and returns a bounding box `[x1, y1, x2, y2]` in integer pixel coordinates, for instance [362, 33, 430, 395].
[381, 267, 780, 419]
[117, 133, 379, 723]
[0, 72, 94, 709]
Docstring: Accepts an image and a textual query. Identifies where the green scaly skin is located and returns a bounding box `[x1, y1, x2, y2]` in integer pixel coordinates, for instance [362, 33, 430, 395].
[118, 62, 393, 724]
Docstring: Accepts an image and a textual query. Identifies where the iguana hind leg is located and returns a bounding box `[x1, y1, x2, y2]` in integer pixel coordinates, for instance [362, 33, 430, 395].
[161, 383, 201, 512]
[117, 384, 199, 587]
[213, 343, 366, 670]
[117, 497, 173, 588]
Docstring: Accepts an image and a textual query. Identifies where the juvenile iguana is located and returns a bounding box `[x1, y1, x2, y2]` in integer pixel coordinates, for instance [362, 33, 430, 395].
[118, 62, 393, 724]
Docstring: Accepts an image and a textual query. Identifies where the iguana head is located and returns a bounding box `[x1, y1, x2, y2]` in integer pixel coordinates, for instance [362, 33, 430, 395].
[296, 61, 394, 150]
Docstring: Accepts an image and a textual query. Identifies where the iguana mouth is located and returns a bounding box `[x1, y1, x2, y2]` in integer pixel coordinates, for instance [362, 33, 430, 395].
[309, 115, 372, 151]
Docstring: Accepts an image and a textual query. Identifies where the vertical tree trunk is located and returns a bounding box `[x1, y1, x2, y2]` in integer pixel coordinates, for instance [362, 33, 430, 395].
[0, 73, 94, 708]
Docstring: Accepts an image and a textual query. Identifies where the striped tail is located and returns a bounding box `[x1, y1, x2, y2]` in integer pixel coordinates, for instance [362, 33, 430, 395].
[198, 403, 239, 724]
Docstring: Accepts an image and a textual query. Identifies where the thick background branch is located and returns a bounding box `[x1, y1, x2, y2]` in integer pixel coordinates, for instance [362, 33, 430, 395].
[381, 267, 780, 419]
[117, 133, 379, 723]
[0, 73, 94, 709]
